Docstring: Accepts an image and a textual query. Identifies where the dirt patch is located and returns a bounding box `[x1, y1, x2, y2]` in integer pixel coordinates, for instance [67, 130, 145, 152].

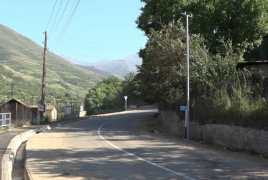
[135, 114, 268, 167]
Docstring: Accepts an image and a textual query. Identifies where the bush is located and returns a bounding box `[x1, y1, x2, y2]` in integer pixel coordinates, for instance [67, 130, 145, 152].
[138, 21, 268, 131]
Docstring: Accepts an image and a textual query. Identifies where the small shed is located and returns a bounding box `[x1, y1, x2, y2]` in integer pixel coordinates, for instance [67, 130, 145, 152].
[0, 99, 38, 126]
[44, 105, 57, 121]
[31, 105, 58, 122]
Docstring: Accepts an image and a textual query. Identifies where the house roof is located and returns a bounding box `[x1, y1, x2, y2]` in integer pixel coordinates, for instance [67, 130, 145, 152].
[30, 105, 56, 112]
[0, 98, 31, 109]
[236, 60, 268, 70]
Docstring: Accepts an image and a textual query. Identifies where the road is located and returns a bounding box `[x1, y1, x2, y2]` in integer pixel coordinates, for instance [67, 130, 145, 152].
[26, 107, 268, 180]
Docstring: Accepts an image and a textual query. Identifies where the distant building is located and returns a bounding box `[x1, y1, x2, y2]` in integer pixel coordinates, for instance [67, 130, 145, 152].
[44, 105, 57, 121]
[31, 105, 58, 122]
[236, 60, 268, 76]
[0, 99, 38, 126]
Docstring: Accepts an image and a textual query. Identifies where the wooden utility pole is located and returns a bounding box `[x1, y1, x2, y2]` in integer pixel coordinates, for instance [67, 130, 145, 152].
[11, 83, 14, 99]
[40, 31, 48, 120]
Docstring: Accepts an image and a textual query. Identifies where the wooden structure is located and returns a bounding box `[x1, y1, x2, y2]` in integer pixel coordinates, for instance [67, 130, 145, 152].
[236, 60, 268, 76]
[0, 99, 38, 126]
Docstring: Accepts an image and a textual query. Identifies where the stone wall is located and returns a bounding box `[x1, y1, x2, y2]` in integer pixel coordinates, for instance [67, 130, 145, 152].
[159, 110, 268, 157]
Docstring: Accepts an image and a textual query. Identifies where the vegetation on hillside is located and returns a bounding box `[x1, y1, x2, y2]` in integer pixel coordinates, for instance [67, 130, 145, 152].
[0, 24, 105, 106]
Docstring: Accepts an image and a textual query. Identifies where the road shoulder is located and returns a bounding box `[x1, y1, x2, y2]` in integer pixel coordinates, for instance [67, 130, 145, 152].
[135, 114, 268, 167]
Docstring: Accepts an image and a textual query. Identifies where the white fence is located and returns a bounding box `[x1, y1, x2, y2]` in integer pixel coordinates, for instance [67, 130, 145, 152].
[0, 113, 11, 127]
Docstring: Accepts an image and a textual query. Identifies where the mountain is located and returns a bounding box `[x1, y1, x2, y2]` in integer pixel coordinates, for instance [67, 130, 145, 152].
[63, 54, 142, 78]
[0, 24, 105, 104]
[77, 65, 115, 78]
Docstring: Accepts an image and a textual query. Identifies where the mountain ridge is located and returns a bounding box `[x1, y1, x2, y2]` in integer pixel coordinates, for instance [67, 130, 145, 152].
[62, 54, 142, 78]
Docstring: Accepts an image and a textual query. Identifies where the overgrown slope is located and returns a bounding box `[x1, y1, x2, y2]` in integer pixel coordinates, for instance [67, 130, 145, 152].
[0, 24, 104, 104]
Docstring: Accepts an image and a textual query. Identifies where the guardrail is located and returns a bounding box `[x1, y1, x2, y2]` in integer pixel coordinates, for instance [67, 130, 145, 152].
[0, 113, 11, 128]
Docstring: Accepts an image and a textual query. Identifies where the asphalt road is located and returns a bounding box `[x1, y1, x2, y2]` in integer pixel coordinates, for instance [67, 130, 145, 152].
[26, 107, 268, 180]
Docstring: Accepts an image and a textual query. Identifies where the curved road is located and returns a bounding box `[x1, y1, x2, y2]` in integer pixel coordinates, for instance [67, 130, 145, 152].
[26, 107, 268, 180]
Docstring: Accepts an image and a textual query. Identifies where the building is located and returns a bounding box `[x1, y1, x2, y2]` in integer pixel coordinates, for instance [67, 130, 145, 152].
[236, 60, 268, 76]
[0, 99, 38, 126]
[44, 105, 57, 121]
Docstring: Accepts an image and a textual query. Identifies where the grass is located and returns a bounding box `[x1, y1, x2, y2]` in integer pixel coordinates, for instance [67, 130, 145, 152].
[11, 119, 32, 128]
[0, 126, 9, 133]
[0, 23, 106, 104]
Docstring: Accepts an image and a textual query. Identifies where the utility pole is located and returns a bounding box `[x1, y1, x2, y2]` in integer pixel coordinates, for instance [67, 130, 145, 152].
[11, 83, 14, 99]
[182, 12, 192, 141]
[40, 31, 48, 120]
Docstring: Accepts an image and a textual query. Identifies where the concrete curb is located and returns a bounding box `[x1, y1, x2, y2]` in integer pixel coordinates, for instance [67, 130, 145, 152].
[24, 126, 51, 180]
[1, 125, 51, 180]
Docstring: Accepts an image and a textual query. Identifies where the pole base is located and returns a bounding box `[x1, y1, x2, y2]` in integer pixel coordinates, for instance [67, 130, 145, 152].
[184, 127, 187, 139]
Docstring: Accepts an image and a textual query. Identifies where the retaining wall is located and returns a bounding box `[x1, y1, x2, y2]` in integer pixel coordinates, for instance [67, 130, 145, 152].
[159, 110, 268, 157]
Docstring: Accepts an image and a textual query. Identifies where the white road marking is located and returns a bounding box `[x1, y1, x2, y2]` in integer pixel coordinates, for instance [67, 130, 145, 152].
[98, 116, 196, 180]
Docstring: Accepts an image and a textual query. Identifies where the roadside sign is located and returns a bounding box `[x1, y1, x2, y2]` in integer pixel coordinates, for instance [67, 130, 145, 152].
[38, 104, 45, 112]
[180, 106, 187, 111]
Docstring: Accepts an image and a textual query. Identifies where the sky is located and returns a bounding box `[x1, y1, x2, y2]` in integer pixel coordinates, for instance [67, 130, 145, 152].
[0, 0, 147, 62]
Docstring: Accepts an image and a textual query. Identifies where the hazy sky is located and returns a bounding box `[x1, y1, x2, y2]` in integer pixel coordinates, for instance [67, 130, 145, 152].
[0, 0, 146, 62]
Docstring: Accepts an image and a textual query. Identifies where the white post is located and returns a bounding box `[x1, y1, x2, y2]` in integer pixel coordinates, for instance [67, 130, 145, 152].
[182, 12, 192, 141]
[124, 96, 128, 111]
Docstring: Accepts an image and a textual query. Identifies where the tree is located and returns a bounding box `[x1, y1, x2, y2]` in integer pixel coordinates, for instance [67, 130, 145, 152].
[84, 76, 123, 113]
[137, 22, 188, 106]
[122, 72, 143, 105]
[137, 0, 268, 58]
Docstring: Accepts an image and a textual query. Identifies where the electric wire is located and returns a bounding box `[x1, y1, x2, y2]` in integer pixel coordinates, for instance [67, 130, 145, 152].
[45, 0, 58, 30]
[59, 50, 108, 59]
[49, 0, 63, 33]
[48, 0, 76, 48]
[52, 0, 80, 48]
[56, 49, 140, 62]
[64, 37, 137, 51]
[60, 41, 132, 56]
[52, 0, 80, 49]
[50, 0, 70, 36]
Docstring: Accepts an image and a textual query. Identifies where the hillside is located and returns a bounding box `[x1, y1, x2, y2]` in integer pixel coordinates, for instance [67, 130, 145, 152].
[0, 24, 105, 104]
[77, 65, 115, 78]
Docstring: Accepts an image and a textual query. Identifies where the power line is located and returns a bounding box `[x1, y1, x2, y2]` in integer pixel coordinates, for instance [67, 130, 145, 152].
[58, 50, 117, 59]
[64, 37, 137, 51]
[57, 49, 140, 62]
[59, 41, 132, 56]
[51, 0, 70, 36]
[49, 0, 63, 33]
[45, 0, 58, 30]
[52, 0, 80, 48]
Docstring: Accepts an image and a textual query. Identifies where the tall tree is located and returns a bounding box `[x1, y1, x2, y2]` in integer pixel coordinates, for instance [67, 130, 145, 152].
[137, 0, 268, 57]
[84, 76, 123, 113]
[123, 72, 143, 105]
[138, 22, 187, 106]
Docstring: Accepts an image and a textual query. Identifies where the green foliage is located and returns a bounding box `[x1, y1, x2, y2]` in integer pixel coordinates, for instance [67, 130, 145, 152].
[0, 126, 9, 132]
[137, 0, 268, 58]
[85, 76, 123, 113]
[123, 72, 144, 105]
[0, 24, 104, 106]
[138, 22, 194, 106]
[138, 20, 268, 130]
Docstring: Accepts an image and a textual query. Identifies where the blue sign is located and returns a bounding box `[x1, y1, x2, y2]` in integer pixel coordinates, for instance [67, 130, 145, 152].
[180, 106, 187, 111]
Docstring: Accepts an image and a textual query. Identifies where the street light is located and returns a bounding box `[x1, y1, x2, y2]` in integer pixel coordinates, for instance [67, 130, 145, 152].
[182, 12, 192, 141]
